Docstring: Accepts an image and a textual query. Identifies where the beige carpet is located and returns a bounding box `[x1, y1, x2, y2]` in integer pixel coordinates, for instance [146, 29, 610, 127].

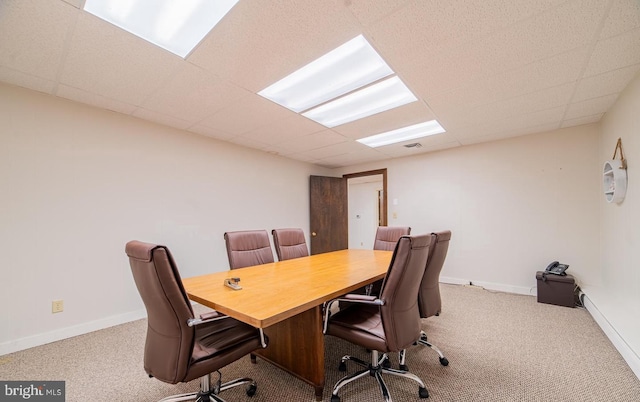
[1, 284, 639, 401]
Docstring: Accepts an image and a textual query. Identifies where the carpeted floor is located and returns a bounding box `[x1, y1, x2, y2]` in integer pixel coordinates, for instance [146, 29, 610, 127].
[1, 284, 638, 401]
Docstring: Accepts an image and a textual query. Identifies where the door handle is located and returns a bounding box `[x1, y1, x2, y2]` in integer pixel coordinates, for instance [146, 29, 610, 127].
[311, 232, 317, 237]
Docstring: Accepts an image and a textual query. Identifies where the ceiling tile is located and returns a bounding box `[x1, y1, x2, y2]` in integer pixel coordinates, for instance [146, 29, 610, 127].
[0, 66, 55, 94]
[199, 93, 294, 135]
[226, 135, 271, 151]
[456, 106, 565, 139]
[583, 28, 640, 77]
[427, 47, 586, 117]
[446, 83, 574, 130]
[1, 0, 639, 168]
[387, 0, 608, 97]
[367, 0, 567, 64]
[484, 0, 609, 70]
[459, 122, 561, 145]
[292, 140, 370, 161]
[314, 148, 387, 168]
[241, 114, 325, 145]
[59, 12, 182, 106]
[274, 130, 348, 154]
[572, 64, 640, 103]
[189, 0, 361, 92]
[132, 108, 191, 130]
[599, 0, 640, 39]
[282, 152, 318, 164]
[61, 0, 82, 8]
[188, 125, 236, 141]
[56, 84, 138, 115]
[564, 94, 619, 120]
[560, 113, 603, 128]
[0, 0, 78, 81]
[141, 63, 250, 123]
[345, 0, 409, 27]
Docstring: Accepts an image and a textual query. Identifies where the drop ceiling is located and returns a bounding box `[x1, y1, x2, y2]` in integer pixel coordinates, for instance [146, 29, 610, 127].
[1, 0, 639, 168]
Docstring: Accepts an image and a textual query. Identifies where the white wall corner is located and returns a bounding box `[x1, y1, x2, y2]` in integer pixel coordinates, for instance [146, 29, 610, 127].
[581, 293, 640, 380]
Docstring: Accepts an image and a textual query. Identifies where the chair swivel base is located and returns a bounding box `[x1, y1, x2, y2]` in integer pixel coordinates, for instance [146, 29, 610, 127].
[330, 350, 429, 402]
[158, 373, 257, 402]
[417, 330, 449, 367]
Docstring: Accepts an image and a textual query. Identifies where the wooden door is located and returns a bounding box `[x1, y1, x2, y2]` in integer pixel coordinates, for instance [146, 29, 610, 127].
[309, 175, 347, 254]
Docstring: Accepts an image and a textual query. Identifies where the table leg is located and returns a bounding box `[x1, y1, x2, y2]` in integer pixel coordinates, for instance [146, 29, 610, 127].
[255, 306, 325, 401]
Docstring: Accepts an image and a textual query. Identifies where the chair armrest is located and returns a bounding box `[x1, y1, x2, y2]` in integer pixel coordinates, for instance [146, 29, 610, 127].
[187, 311, 267, 349]
[340, 294, 380, 303]
[187, 310, 229, 327]
[323, 294, 385, 334]
[200, 311, 223, 320]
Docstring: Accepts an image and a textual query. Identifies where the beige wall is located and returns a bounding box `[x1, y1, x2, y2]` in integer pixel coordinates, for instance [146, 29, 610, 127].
[338, 125, 601, 294]
[336, 73, 640, 373]
[593, 72, 640, 359]
[0, 83, 329, 353]
[2, 75, 638, 371]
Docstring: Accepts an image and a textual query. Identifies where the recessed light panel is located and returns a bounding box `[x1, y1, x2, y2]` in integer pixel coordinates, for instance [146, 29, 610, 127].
[357, 120, 446, 148]
[83, 0, 239, 58]
[258, 35, 394, 113]
[302, 76, 417, 128]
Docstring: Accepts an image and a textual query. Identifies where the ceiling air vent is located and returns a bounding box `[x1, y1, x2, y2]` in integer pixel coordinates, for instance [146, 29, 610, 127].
[404, 143, 422, 148]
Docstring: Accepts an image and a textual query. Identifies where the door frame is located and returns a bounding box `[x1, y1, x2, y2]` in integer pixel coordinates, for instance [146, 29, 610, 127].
[343, 169, 387, 227]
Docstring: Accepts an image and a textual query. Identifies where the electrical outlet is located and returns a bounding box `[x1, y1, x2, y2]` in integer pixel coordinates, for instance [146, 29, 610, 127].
[52, 300, 64, 314]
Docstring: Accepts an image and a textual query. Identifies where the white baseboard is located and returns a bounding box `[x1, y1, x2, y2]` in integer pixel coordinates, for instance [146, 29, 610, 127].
[581, 293, 640, 380]
[440, 276, 536, 296]
[0, 309, 147, 356]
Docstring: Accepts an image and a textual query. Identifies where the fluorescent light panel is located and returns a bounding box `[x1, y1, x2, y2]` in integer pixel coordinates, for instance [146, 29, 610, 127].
[302, 76, 417, 128]
[258, 35, 394, 113]
[357, 120, 446, 148]
[83, 0, 238, 58]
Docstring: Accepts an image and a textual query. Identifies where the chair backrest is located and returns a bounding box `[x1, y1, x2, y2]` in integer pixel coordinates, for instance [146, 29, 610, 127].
[373, 226, 411, 251]
[378, 234, 431, 351]
[125, 240, 194, 384]
[417, 231, 452, 319]
[272, 228, 309, 261]
[224, 230, 274, 269]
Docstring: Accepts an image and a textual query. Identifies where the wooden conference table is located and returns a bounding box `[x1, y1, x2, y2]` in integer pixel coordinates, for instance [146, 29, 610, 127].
[182, 249, 393, 400]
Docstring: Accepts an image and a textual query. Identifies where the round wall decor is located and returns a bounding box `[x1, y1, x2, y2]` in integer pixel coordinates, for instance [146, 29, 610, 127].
[603, 159, 627, 203]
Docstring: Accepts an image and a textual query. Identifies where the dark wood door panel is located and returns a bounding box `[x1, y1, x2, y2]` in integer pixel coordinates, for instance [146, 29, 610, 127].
[309, 175, 347, 254]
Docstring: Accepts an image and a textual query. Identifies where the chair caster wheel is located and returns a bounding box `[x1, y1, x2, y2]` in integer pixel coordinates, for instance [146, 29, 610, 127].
[399, 364, 408, 371]
[439, 357, 449, 366]
[419, 386, 429, 398]
[338, 362, 347, 372]
[246, 383, 257, 397]
[331, 394, 341, 402]
[382, 359, 391, 368]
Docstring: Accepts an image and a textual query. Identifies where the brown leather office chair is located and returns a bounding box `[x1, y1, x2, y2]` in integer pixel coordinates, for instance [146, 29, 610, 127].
[413, 230, 452, 368]
[271, 228, 309, 261]
[365, 226, 411, 296]
[373, 226, 411, 251]
[323, 234, 432, 402]
[125, 240, 267, 402]
[223, 230, 274, 269]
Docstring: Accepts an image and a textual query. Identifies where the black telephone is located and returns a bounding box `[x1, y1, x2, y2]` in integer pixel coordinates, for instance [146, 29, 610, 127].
[545, 261, 569, 276]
